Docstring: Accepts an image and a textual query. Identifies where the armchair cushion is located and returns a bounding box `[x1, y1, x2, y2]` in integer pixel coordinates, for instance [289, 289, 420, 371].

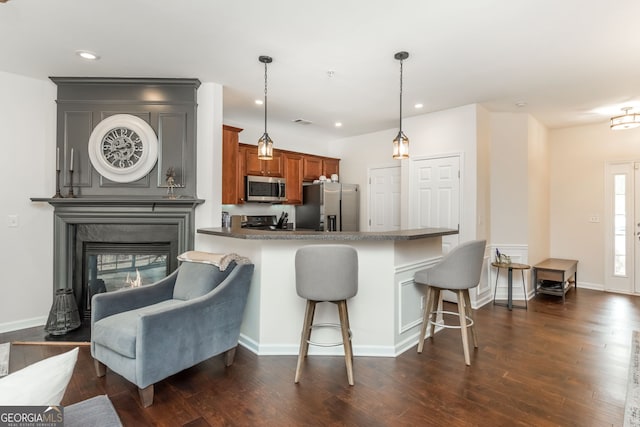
[172, 261, 235, 301]
[93, 299, 183, 358]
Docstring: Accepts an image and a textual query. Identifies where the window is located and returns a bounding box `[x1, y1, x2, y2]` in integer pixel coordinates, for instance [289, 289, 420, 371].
[614, 174, 626, 276]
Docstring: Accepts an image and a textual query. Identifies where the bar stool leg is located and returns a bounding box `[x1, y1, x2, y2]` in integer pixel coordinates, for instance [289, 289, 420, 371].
[462, 289, 478, 348]
[457, 290, 471, 366]
[337, 300, 354, 386]
[342, 301, 354, 361]
[429, 288, 441, 339]
[295, 300, 316, 383]
[417, 286, 433, 353]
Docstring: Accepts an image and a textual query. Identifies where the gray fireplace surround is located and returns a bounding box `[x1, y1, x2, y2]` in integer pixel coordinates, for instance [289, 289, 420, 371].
[31, 197, 203, 319]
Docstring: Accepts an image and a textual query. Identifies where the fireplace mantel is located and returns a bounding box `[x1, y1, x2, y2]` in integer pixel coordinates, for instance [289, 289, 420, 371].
[31, 196, 204, 208]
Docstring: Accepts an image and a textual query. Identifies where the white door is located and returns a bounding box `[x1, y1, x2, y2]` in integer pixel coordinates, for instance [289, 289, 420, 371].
[369, 166, 401, 231]
[409, 155, 461, 252]
[604, 162, 634, 293]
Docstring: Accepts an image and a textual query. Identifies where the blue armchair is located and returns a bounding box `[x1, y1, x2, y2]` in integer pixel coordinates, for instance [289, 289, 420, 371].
[91, 260, 254, 407]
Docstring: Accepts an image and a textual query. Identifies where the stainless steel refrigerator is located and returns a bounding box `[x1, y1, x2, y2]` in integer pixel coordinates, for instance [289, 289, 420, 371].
[295, 182, 360, 231]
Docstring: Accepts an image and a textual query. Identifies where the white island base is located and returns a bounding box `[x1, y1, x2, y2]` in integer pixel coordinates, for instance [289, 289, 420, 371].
[196, 228, 454, 357]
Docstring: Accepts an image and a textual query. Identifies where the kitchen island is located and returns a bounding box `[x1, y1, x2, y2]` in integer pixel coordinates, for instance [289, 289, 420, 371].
[196, 226, 458, 357]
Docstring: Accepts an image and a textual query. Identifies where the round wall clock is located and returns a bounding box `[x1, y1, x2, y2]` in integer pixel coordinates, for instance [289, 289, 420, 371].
[87, 114, 158, 183]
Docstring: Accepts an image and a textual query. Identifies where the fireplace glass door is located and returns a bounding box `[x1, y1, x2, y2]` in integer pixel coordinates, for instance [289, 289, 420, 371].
[83, 243, 170, 318]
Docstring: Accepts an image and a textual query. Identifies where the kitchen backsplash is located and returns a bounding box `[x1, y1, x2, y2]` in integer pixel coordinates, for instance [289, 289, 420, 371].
[221, 204, 296, 224]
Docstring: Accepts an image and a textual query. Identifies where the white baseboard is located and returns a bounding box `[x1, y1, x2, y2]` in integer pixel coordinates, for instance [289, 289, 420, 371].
[0, 316, 47, 334]
[238, 327, 445, 358]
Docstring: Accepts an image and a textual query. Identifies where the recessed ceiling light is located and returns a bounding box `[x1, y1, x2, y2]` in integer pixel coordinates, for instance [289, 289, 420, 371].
[515, 101, 527, 108]
[414, 103, 424, 109]
[76, 50, 100, 60]
[255, 99, 263, 105]
[335, 122, 342, 127]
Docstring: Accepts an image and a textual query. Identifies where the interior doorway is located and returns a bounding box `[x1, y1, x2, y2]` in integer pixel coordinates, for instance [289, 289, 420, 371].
[409, 154, 461, 252]
[368, 166, 401, 231]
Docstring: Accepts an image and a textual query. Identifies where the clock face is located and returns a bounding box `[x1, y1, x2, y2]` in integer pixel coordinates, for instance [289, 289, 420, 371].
[88, 114, 158, 183]
[101, 127, 144, 169]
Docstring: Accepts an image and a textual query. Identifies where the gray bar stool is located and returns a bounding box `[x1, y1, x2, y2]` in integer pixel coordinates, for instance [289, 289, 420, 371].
[414, 240, 486, 365]
[294, 245, 358, 385]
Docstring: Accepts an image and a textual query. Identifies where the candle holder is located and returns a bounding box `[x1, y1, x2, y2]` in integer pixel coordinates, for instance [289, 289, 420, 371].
[66, 170, 76, 198]
[52, 170, 63, 198]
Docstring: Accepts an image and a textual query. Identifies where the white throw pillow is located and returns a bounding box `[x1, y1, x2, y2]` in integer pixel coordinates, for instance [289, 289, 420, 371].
[0, 347, 78, 405]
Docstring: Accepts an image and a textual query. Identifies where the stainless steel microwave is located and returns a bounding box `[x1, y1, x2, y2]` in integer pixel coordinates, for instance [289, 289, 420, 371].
[245, 175, 287, 203]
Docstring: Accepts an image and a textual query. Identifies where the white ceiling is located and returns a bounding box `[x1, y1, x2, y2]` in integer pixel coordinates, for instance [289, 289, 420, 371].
[1, 0, 640, 139]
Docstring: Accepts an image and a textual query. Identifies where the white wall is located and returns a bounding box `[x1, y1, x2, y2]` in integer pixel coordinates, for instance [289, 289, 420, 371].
[330, 104, 483, 241]
[0, 72, 57, 331]
[527, 116, 550, 266]
[490, 113, 529, 245]
[549, 122, 640, 288]
[195, 82, 224, 241]
[328, 128, 400, 231]
[223, 114, 333, 156]
[476, 105, 492, 242]
[403, 104, 480, 242]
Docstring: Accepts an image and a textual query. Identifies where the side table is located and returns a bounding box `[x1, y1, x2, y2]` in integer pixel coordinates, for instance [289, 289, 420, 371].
[492, 262, 530, 310]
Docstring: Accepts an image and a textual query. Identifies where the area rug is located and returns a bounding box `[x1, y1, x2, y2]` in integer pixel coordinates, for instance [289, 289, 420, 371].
[0, 343, 9, 377]
[625, 330, 640, 426]
[65, 395, 123, 427]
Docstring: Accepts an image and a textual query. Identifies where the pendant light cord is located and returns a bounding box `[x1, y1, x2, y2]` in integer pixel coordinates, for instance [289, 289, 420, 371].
[264, 61, 268, 134]
[399, 59, 403, 134]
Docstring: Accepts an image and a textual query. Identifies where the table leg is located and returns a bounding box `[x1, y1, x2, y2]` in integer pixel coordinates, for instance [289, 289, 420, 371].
[507, 267, 513, 310]
[493, 267, 500, 305]
[521, 270, 528, 309]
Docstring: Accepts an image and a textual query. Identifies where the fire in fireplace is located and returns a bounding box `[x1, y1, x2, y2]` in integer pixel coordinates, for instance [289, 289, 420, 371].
[83, 243, 171, 319]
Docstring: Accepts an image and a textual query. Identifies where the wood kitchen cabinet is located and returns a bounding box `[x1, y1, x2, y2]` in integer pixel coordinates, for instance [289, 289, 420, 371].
[241, 144, 283, 177]
[302, 156, 323, 181]
[222, 125, 243, 204]
[302, 155, 340, 181]
[283, 153, 303, 205]
[322, 158, 340, 178]
[222, 125, 340, 205]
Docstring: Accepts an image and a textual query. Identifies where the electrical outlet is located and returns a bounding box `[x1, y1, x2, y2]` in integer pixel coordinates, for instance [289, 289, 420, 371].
[589, 215, 600, 223]
[7, 215, 18, 228]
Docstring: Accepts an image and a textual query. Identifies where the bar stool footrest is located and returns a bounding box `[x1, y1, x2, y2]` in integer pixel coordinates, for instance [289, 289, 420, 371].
[306, 323, 352, 347]
[428, 310, 474, 329]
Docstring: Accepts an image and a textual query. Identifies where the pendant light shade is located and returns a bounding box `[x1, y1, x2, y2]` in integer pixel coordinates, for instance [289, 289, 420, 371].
[610, 107, 640, 130]
[393, 51, 410, 159]
[258, 55, 274, 160]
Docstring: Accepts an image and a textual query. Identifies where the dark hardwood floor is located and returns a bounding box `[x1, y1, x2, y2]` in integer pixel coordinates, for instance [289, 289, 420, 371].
[2, 289, 637, 426]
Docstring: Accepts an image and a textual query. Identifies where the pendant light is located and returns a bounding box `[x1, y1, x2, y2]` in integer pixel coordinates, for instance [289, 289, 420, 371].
[258, 55, 274, 160]
[392, 51, 410, 159]
[610, 107, 640, 130]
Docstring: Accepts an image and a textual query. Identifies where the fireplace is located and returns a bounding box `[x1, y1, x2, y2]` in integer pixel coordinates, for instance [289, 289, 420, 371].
[32, 197, 203, 328]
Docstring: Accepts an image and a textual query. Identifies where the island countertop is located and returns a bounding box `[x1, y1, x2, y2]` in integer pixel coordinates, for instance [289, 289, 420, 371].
[196, 226, 458, 241]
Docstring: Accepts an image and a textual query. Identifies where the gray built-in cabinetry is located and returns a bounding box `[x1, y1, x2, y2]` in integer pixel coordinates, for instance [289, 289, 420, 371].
[52, 77, 200, 197]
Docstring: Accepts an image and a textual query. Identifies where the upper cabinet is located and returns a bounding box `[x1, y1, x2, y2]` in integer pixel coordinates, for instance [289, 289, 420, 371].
[242, 144, 283, 177]
[322, 158, 340, 179]
[302, 156, 323, 181]
[222, 125, 243, 204]
[221, 125, 339, 205]
[283, 153, 303, 205]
